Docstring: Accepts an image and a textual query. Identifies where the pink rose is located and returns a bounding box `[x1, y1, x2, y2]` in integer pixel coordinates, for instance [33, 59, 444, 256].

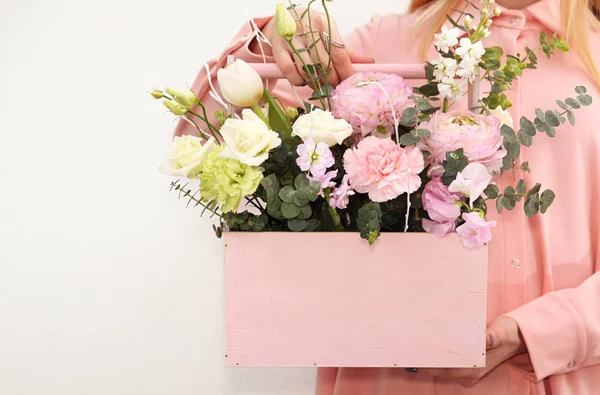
[457, 212, 496, 249]
[419, 110, 507, 174]
[448, 162, 492, 208]
[343, 137, 424, 202]
[422, 219, 457, 237]
[422, 177, 463, 223]
[331, 72, 414, 136]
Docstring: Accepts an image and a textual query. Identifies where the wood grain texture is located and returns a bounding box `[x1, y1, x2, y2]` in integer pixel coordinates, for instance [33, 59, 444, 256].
[224, 232, 488, 368]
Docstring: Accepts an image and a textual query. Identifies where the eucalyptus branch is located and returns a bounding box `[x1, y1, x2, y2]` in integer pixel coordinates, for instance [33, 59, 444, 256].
[170, 181, 224, 218]
[288, 39, 327, 109]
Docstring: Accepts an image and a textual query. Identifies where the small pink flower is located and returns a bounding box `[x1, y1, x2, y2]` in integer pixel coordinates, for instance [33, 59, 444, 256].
[329, 175, 355, 209]
[457, 212, 496, 249]
[331, 72, 414, 136]
[343, 136, 424, 202]
[422, 219, 457, 237]
[296, 138, 334, 177]
[422, 177, 463, 224]
[419, 110, 507, 175]
[448, 162, 492, 208]
[308, 170, 338, 196]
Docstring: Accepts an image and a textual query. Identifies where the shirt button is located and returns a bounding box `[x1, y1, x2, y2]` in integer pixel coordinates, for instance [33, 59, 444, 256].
[511, 258, 521, 269]
[510, 16, 521, 25]
[568, 360, 576, 368]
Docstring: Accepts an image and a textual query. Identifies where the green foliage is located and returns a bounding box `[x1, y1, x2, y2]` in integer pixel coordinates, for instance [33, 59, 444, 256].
[263, 90, 293, 139]
[226, 211, 268, 232]
[357, 203, 382, 245]
[442, 149, 469, 186]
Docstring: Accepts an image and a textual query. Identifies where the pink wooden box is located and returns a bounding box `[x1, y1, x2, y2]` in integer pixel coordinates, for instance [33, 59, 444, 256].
[223, 232, 488, 368]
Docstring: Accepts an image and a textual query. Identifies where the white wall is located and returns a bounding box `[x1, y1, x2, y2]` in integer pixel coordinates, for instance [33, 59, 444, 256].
[0, 0, 409, 394]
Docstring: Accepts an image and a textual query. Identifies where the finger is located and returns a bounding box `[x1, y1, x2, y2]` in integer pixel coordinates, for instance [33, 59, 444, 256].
[291, 37, 313, 81]
[274, 45, 305, 86]
[311, 41, 341, 86]
[347, 47, 376, 64]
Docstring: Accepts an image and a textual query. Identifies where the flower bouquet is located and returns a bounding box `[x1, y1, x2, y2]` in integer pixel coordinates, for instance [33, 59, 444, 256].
[152, 0, 593, 367]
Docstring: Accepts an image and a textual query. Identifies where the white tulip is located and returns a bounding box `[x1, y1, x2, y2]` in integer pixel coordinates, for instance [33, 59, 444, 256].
[489, 107, 514, 129]
[217, 59, 264, 107]
[220, 109, 281, 166]
[292, 109, 353, 147]
[160, 136, 218, 178]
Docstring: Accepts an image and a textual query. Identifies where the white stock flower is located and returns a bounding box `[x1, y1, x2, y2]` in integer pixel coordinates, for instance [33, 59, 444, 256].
[489, 107, 514, 129]
[217, 59, 264, 107]
[160, 136, 218, 178]
[220, 109, 281, 166]
[438, 77, 468, 101]
[456, 59, 480, 82]
[456, 38, 486, 63]
[434, 26, 461, 53]
[292, 109, 353, 147]
[432, 55, 458, 81]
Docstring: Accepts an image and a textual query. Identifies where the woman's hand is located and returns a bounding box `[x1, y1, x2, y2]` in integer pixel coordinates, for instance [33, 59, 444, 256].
[409, 316, 528, 387]
[254, 8, 373, 87]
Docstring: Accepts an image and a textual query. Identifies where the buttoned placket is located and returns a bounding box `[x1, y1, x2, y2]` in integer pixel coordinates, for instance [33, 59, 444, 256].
[488, 10, 530, 314]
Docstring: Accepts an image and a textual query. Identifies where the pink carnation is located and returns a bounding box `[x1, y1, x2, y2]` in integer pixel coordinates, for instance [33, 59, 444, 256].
[343, 137, 424, 202]
[331, 72, 414, 137]
[457, 212, 496, 249]
[419, 110, 507, 174]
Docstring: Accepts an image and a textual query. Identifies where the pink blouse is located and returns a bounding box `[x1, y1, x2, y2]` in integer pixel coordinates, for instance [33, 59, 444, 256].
[174, 0, 600, 393]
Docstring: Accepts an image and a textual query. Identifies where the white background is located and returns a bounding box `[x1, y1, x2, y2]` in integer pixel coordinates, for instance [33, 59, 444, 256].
[0, 0, 409, 394]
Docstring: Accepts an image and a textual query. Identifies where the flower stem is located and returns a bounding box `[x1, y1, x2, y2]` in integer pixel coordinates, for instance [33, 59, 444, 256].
[442, 98, 449, 113]
[251, 103, 271, 128]
[324, 189, 344, 231]
[288, 39, 327, 109]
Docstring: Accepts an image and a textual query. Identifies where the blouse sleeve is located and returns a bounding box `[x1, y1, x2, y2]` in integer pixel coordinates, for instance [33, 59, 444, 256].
[504, 269, 600, 381]
[172, 14, 385, 138]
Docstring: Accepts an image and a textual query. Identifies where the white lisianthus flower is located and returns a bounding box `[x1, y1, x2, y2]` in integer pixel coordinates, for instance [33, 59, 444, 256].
[489, 107, 514, 129]
[292, 109, 353, 147]
[456, 38, 486, 63]
[449, 162, 492, 208]
[160, 136, 218, 178]
[217, 59, 264, 107]
[438, 76, 468, 101]
[432, 54, 458, 81]
[220, 109, 281, 166]
[434, 26, 461, 53]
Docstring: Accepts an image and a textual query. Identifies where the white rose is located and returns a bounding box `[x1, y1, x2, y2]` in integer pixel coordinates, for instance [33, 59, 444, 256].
[489, 107, 514, 129]
[220, 109, 281, 166]
[217, 59, 264, 107]
[292, 109, 353, 147]
[160, 136, 218, 178]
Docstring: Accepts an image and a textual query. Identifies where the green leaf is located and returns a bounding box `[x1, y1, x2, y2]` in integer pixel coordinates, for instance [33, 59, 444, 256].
[298, 204, 313, 220]
[484, 184, 500, 199]
[399, 133, 421, 146]
[517, 130, 533, 147]
[534, 117, 547, 133]
[263, 90, 292, 137]
[556, 100, 570, 111]
[501, 156, 514, 171]
[516, 179, 527, 201]
[293, 195, 310, 207]
[416, 128, 431, 138]
[294, 174, 310, 189]
[501, 195, 517, 210]
[266, 198, 283, 220]
[567, 110, 576, 126]
[578, 94, 593, 106]
[575, 86, 587, 94]
[278, 186, 296, 203]
[281, 202, 302, 219]
[546, 125, 556, 137]
[416, 99, 432, 111]
[566, 97, 581, 109]
[520, 117, 537, 136]
[527, 183, 542, 197]
[302, 63, 323, 76]
[261, 174, 280, 204]
[496, 196, 504, 214]
[418, 82, 440, 97]
[501, 125, 520, 159]
[545, 110, 560, 127]
[540, 189, 556, 214]
[524, 194, 540, 217]
[425, 64, 435, 81]
[520, 162, 531, 172]
[504, 186, 516, 199]
[357, 203, 382, 243]
[442, 148, 469, 185]
[287, 219, 307, 232]
[445, 14, 468, 32]
[535, 108, 545, 121]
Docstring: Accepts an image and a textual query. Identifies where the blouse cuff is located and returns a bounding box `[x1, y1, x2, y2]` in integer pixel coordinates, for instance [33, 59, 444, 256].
[504, 291, 588, 381]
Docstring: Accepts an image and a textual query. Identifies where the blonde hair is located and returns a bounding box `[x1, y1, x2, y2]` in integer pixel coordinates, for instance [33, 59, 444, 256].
[409, 0, 600, 88]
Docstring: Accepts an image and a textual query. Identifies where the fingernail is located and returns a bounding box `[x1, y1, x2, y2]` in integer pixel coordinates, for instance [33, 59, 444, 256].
[369, 58, 376, 63]
[405, 368, 418, 373]
[488, 334, 495, 348]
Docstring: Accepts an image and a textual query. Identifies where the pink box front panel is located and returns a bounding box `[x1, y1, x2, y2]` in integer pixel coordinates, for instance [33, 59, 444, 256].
[224, 232, 488, 368]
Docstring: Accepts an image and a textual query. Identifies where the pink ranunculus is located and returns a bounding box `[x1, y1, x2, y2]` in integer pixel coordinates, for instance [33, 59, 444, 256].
[457, 212, 497, 249]
[448, 162, 492, 208]
[343, 137, 424, 202]
[419, 110, 507, 175]
[422, 219, 457, 237]
[422, 177, 463, 223]
[331, 72, 414, 136]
